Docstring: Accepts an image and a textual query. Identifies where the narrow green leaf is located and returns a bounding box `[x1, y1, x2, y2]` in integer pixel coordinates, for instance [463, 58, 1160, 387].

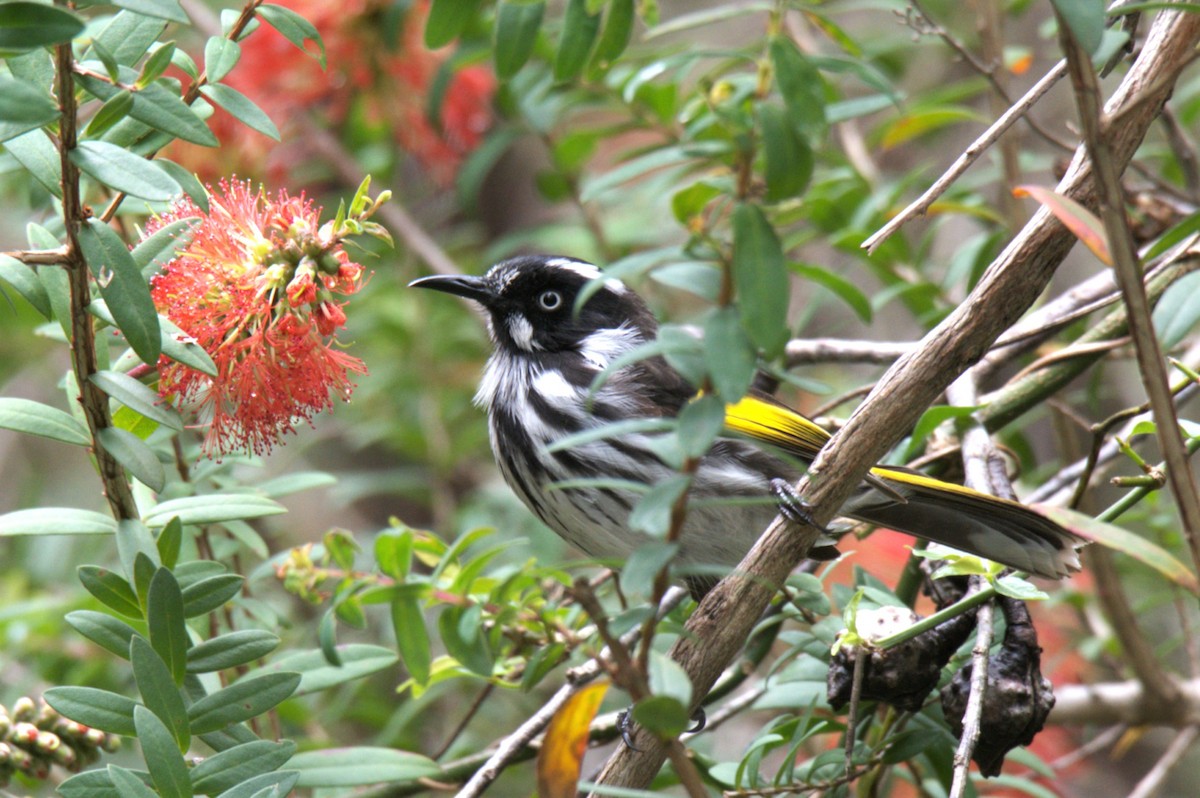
[181, 573, 245, 617]
[760, 104, 813, 202]
[85, 90, 136, 138]
[587, 0, 634, 75]
[204, 36, 241, 83]
[66, 610, 139, 658]
[214, 771, 299, 798]
[98, 426, 167, 491]
[157, 517, 183, 568]
[770, 36, 826, 140]
[190, 740, 297, 796]
[114, 0, 189, 23]
[792, 262, 872, 322]
[0, 397, 90, 445]
[60, 768, 142, 798]
[91, 370, 183, 430]
[677, 394, 725, 458]
[259, 645, 400, 696]
[494, 1, 545, 79]
[156, 160, 209, 213]
[632, 694, 690, 737]
[187, 672, 301, 734]
[143, 494, 286, 527]
[134, 552, 156, 609]
[131, 636, 191, 751]
[0, 254, 51, 318]
[108, 765, 158, 798]
[256, 4, 325, 67]
[200, 83, 280, 140]
[554, 0, 602, 81]
[137, 42, 177, 88]
[116, 519, 162, 582]
[287, 747, 440, 788]
[132, 217, 198, 280]
[43, 686, 138, 735]
[1051, 0, 1105, 54]
[147, 567, 190, 684]
[187, 630, 280, 673]
[703, 307, 756, 401]
[318, 606, 341, 665]
[158, 312, 219, 376]
[88, 11, 166, 66]
[425, 0, 481, 47]
[0, 75, 59, 140]
[629, 474, 691, 537]
[135, 705, 192, 798]
[71, 141, 180, 202]
[78, 218, 162, 365]
[76, 72, 218, 147]
[78, 565, 143, 618]
[5, 128, 62, 197]
[732, 203, 790, 355]
[0, 2, 84, 49]
[391, 588, 431, 685]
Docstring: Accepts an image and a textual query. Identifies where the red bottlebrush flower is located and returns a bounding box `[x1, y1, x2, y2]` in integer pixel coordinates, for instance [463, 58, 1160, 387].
[147, 179, 368, 456]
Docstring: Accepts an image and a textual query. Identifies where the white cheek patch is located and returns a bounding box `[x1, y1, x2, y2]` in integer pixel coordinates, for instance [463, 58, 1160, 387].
[579, 324, 642, 370]
[533, 369, 579, 401]
[507, 313, 540, 352]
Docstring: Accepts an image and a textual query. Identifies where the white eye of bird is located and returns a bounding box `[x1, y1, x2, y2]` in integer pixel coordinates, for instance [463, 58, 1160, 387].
[537, 290, 563, 311]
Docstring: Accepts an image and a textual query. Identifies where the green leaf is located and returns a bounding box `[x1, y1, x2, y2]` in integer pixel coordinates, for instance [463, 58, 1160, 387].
[257, 644, 400, 696]
[114, 0, 189, 23]
[0, 2, 84, 49]
[759, 104, 813, 202]
[438, 605, 494, 676]
[60, 768, 142, 798]
[137, 42, 177, 88]
[426, 0, 481, 47]
[143, 494, 287, 527]
[157, 517, 183, 568]
[98, 426, 167, 491]
[66, 610, 139, 658]
[255, 470, 336, 498]
[733, 203, 790, 355]
[390, 587, 431, 685]
[214, 771, 299, 798]
[287, 747, 440, 788]
[670, 181, 721, 224]
[78, 565, 143, 618]
[147, 568, 189, 684]
[1154, 270, 1200, 349]
[1051, 0, 1105, 54]
[494, 1, 545, 79]
[769, 36, 827, 140]
[131, 216, 197, 274]
[76, 71, 218, 147]
[0, 75, 59, 141]
[187, 672, 301, 734]
[0, 254, 51, 317]
[187, 630, 281, 673]
[629, 474, 691, 537]
[134, 552, 156, 609]
[0, 511, 115, 535]
[792, 262, 872, 322]
[5, 128, 62, 197]
[190, 740, 297, 796]
[181, 573, 245, 617]
[619, 540, 679, 596]
[85, 90, 136, 138]
[116, 519, 162, 582]
[204, 36, 241, 83]
[906, 405, 980, 460]
[256, 4, 325, 67]
[704, 307, 757, 401]
[135, 705, 191, 798]
[78, 218, 162, 365]
[108, 765, 158, 798]
[200, 84, 280, 140]
[156, 161, 209, 213]
[88, 10, 166, 66]
[91, 370, 184, 430]
[71, 141, 180, 201]
[44, 686, 138, 735]
[587, 0, 634, 75]
[677, 394, 725, 458]
[0, 397, 90, 446]
[554, 0, 602, 81]
[131, 636, 191, 751]
[632, 694, 690, 738]
[158, 312, 219, 376]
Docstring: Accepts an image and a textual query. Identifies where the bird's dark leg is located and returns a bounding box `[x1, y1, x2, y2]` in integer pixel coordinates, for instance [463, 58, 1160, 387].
[770, 478, 839, 561]
[616, 707, 706, 750]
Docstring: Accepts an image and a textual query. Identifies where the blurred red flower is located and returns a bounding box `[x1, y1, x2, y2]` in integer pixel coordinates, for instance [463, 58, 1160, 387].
[148, 179, 367, 456]
[168, 0, 495, 185]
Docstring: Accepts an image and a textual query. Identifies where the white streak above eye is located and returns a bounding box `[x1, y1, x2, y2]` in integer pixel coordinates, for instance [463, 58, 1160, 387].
[507, 313, 540, 352]
[546, 257, 627, 294]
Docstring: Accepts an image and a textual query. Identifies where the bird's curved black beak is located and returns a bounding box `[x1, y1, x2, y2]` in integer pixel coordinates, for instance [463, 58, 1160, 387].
[408, 274, 495, 306]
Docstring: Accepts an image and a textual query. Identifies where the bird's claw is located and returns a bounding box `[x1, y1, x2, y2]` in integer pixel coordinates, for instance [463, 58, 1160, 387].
[770, 479, 839, 561]
[615, 706, 708, 750]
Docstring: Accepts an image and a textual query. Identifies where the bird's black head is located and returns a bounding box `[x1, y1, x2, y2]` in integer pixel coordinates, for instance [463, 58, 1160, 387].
[410, 255, 656, 356]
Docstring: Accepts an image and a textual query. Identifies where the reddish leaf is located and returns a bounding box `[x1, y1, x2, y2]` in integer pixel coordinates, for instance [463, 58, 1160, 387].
[1037, 505, 1199, 594]
[1013, 185, 1112, 265]
[536, 682, 609, 798]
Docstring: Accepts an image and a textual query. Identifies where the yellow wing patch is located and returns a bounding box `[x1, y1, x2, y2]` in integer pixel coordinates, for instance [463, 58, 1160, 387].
[724, 393, 831, 461]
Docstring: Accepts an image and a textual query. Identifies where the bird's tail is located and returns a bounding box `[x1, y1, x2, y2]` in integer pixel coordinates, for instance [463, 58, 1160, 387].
[845, 467, 1085, 579]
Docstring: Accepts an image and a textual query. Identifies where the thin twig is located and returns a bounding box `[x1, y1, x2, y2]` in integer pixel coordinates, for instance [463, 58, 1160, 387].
[950, 594, 993, 798]
[1127, 725, 1200, 798]
[0, 247, 70, 265]
[784, 338, 913, 367]
[861, 60, 1068, 253]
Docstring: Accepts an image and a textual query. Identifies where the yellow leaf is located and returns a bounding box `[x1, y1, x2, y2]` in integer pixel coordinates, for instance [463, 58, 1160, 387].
[537, 682, 609, 798]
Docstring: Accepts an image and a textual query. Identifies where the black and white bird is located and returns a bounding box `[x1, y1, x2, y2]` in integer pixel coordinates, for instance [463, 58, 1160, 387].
[411, 255, 1083, 596]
